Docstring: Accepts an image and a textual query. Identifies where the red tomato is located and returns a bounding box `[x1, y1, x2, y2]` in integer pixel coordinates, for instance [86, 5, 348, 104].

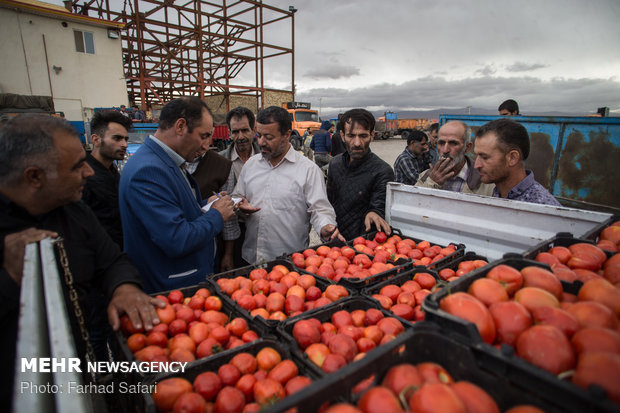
[440, 292, 496, 344]
[408, 383, 465, 413]
[516, 325, 576, 375]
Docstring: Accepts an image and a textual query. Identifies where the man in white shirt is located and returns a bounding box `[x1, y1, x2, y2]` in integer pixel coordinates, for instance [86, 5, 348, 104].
[235, 106, 342, 264]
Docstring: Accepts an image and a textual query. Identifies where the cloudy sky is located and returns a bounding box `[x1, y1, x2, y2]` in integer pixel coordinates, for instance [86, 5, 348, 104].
[48, 0, 620, 116]
[262, 0, 620, 116]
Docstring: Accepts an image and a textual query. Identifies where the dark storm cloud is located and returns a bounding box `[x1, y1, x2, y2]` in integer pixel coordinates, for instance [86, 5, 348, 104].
[297, 76, 620, 114]
[506, 62, 548, 72]
[304, 64, 361, 80]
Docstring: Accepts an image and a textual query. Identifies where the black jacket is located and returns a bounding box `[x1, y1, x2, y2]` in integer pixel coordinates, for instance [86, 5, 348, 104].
[327, 151, 394, 240]
[0, 195, 143, 411]
[330, 131, 346, 156]
[82, 154, 123, 248]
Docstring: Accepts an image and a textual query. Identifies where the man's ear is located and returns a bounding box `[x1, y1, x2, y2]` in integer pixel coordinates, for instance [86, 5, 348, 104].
[174, 118, 187, 135]
[465, 141, 473, 153]
[369, 131, 375, 142]
[23, 166, 45, 189]
[91, 134, 101, 147]
[507, 149, 521, 167]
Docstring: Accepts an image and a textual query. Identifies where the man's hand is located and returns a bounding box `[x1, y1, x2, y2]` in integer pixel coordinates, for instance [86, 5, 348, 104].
[212, 195, 235, 221]
[107, 283, 166, 332]
[427, 155, 456, 186]
[3, 228, 58, 286]
[320, 224, 345, 242]
[364, 212, 391, 235]
[237, 198, 260, 214]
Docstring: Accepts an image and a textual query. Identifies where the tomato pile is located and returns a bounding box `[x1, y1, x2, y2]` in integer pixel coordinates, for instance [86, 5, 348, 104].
[369, 272, 437, 321]
[121, 288, 259, 363]
[437, 262, 620, 403]
[290, 308, 405, 373]
[152, 347, 312, 412]
[438, 258, 489, 282]
[291, 245, 396, 282]
[595, 220, 620, 253]
[216, 265, 349, 321]
[320, 361, 543, 413]
[534, 241, 620, 285]
[351, 232, 459, 267]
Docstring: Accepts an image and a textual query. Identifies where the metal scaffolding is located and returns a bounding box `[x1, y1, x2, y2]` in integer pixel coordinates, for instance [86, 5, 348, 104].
[63, 0, 295, 111]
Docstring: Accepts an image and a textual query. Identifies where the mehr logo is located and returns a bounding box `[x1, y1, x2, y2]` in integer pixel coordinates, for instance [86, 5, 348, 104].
[21, 358, 82, 373]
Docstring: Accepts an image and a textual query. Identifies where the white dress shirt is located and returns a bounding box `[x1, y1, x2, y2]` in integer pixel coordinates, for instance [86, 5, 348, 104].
[233, 145, 337, 263]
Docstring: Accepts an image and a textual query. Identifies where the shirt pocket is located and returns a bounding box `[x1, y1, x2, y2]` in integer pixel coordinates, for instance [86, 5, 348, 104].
[270, 174, 303, 211]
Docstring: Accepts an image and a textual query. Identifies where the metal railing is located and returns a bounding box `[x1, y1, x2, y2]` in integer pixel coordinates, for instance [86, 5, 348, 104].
[12, 238, 91, 412]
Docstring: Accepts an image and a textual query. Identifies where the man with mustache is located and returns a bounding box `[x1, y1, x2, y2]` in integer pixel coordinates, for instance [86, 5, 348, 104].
[326, 108, 394, 240]
[0, 115, 161, 411]
[234, 106, 341, 264]
[416, 120, 494, 196]
[82, 110, 132, 248]
[218, 106, 260, 268]
[219, 106, 261, 183]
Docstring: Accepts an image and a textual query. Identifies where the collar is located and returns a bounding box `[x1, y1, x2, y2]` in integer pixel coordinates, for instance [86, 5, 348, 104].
[260, 145, 297, 168]
[149, 135, 186, 168]
[493, 170, 536, 198]
[344, 149, 372, 168]
[455, 161, 469, 181]
[231, 143, 257, 162]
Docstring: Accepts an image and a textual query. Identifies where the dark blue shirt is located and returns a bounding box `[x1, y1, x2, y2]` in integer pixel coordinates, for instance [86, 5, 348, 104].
[493, 170, 561, 206]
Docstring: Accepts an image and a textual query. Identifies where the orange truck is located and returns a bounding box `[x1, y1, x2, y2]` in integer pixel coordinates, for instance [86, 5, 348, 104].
[282, 102, 321, 149]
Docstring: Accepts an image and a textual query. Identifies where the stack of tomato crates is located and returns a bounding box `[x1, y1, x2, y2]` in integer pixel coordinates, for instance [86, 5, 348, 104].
[111, 217, 620, 413]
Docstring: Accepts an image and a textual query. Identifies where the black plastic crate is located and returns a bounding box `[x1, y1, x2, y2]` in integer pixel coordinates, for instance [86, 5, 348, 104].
[347, 227, 466, 269]
[525, 232, 615, 261]
[277, 296, 413, 380]
[423, 255, 566, 344]
[422, 256, 620, 413]
[141, 337, 326, 413]
[272, 323, 584, 413]
[581, 214, 620, 241]
[285, 238, 415, 290]
[434, 251, 490, 277]
[361, 267, 440, 322]
[208, 259, 352, 331]
[110, 283, 271, 383]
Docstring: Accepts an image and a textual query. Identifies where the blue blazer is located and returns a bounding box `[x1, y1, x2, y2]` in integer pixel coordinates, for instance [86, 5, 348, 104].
[119, 136, 223, 293]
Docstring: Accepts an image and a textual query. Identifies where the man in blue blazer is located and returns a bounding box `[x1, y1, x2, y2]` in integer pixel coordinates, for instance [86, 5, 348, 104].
[119, 97, 236, 293]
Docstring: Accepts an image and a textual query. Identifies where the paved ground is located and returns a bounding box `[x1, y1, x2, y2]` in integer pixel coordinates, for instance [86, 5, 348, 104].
[308, 136, 405, 246]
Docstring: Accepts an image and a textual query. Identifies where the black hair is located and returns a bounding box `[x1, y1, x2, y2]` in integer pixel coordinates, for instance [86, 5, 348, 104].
[158, 97, 212, 132]
[226, 106, 255, 129]
[0, 115, 77, 184]
[405, 129, 428, 145]
[337, 108, 376, 134]
[429, 122, 439, 133]
[90, 110, 132, 138]
[498, 99, 520, 115]
[256, 106, 291, 136]
[476, 118, 530, 160]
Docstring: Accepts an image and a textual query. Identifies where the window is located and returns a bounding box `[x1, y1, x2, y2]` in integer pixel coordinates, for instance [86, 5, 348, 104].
[74, 30, 95, 54]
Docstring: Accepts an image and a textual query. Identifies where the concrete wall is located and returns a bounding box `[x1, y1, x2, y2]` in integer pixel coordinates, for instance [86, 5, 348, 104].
[204, 90, 293, 124]
[0, 8, 128, 121]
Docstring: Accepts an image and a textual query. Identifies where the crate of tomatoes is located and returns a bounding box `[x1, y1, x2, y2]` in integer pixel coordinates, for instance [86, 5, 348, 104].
[423, 255, 620, 412]
[278, 296, 412, 381]
[348, 228, 465, 268]
[112, 284, 270, 375]
[361, 267, 440, 323]
[142, 337, 326, 413]
[434, 251, 490, 283]
[209, 259, 352, 331]
[270, 323, 563, 413]
[288, 238, 414, 290]
[523, 232, 618, 293]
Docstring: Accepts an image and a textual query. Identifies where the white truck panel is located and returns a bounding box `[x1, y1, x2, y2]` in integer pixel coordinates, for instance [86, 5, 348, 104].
[385, 183, 611, 261]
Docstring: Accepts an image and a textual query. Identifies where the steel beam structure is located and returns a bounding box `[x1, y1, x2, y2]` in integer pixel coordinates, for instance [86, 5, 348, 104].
[64, 0, 294, 110]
